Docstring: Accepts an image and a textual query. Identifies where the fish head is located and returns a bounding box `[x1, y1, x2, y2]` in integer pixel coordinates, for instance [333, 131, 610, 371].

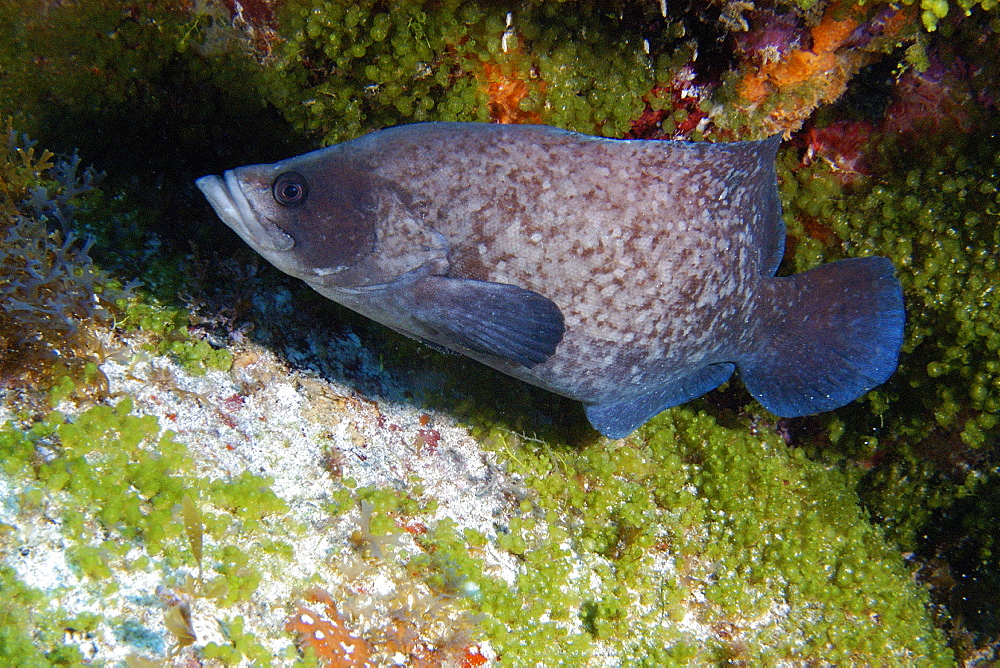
[196, 149, 378, 282]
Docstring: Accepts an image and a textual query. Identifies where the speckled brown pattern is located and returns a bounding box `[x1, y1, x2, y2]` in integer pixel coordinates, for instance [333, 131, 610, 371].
[334, 123, 783, 402]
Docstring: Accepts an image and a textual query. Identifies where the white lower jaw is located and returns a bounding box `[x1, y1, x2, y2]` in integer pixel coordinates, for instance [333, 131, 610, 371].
[195, 174, 240, 229]
[195, 172, 294, 252]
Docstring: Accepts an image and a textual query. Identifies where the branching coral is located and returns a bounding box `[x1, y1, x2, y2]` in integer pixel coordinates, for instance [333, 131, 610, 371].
[0, 127, 132, 394]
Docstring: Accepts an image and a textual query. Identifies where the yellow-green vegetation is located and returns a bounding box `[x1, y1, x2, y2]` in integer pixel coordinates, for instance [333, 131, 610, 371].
[917, 0, 998, 32]
[0, 0, 200, 130]
[0, 389, 952, 663]
[268, 0, 684, 143]
[415, 408, 951, 663]
[200, 615, 275, 665]
[121, 301, 234, 376]
[779, 130, 1000, 548]
[0, 398, 291, 661]
[925, 471, 1000, 637]
[0, 564, 50, 665]
[0, 0, 261, 154]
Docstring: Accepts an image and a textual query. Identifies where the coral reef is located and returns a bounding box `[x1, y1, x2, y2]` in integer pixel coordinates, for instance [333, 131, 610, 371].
[777, 52, 999, 537]
[445, 407, 953, 663]
[0, 339, 953, 664]
[773, 27, 1000, 655]
[727, 3, 917, 136]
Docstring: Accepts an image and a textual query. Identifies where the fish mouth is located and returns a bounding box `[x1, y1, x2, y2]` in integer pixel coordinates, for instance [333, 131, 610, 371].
[195, 171, 294, 252]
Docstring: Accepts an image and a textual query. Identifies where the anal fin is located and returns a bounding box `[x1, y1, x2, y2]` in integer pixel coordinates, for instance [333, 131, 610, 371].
[416, 337, 459, 357]
[585, 363, 735, 439]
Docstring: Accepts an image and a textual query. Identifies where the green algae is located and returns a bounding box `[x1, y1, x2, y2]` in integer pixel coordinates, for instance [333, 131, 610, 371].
[1, 399, 281, 560]
[917, 0, 998, 32]
[0, 565, 50, 666]
[268, 0, 678, 143]
[208, 471, 288, 532]
[116, 295, 233, 377]
[0, 388, 932, 663]
[0, 0, 196, 130]
[0, 398, 298, 660]
[0, 0, 270, 163]
[201, 615, 273, 665]
[775, 121, 1000, 652]
[398, 407, 951, 663]
[413, 516, 594, 663]
[779, 130, 999, 551]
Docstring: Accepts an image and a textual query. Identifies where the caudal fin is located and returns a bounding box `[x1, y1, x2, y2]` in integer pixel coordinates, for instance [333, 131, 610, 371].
[739, 257, 904, 417]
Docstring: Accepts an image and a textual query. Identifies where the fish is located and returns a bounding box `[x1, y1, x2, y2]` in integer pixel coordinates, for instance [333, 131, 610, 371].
[196, 122, 905, 439]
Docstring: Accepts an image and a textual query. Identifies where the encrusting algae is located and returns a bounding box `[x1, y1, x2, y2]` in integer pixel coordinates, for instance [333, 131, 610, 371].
[733, 2, 917, 136]
[0, 0, 997, 663]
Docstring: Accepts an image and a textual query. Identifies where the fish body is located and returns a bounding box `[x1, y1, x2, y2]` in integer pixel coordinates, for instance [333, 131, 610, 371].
[197, 122, 904, 438]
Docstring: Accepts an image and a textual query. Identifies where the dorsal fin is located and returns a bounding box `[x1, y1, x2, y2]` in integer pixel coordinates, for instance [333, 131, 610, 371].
[724, 135, 785, 276]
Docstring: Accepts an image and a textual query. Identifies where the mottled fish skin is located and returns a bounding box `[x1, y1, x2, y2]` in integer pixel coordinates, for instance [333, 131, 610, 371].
[197, 122, 904, 438]
[374, 125, 776, 397]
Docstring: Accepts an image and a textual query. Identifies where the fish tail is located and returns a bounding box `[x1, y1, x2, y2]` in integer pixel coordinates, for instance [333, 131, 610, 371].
[738, 257, 905, 417]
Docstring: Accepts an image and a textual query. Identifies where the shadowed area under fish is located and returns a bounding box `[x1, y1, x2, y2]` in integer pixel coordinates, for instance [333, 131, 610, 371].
[196, 122, 904, 439]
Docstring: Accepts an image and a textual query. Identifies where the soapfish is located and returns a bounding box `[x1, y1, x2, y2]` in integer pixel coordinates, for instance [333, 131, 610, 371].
[196, 122, 904, 438]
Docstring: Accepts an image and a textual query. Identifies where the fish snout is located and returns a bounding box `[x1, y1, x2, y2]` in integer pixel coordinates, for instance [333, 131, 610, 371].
[196, 171, 295, 253]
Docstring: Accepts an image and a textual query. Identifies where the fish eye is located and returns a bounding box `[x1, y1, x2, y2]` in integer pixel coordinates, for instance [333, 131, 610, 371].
[272, 172, 308, 207]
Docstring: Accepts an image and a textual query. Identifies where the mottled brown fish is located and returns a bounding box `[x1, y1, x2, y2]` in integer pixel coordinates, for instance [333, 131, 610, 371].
[197, 122, 904, 438]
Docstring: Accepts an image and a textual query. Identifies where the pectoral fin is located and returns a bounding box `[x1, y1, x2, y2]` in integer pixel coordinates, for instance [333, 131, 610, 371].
[408, 276, 565, 367]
